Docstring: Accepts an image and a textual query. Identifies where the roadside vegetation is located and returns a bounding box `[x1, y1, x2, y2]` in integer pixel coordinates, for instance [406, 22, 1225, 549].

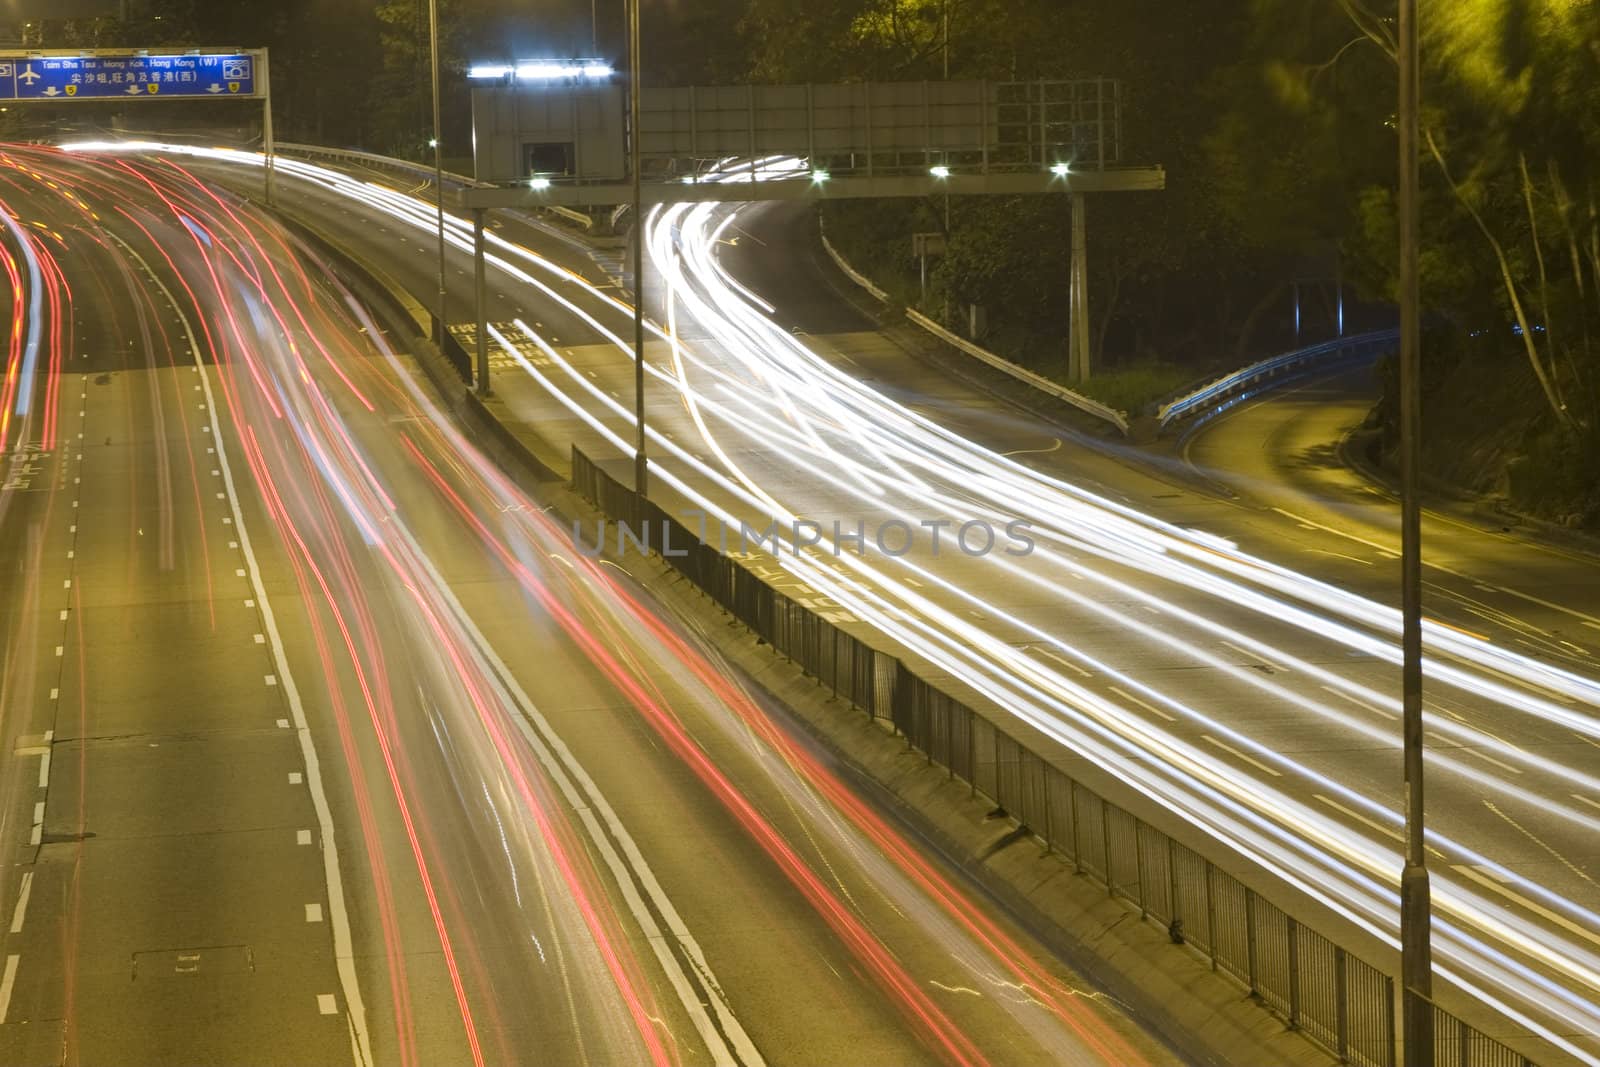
[14, 0, 1598, 522]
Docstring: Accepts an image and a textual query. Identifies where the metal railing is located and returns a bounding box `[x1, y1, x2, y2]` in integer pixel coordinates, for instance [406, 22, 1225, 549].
[569, 442, 1541, 1067]
[1158, 329, 1399, 434]
[276, 141, 486, 189]
[818, 226, 1130, 435]
[906, 308, 1130, 434]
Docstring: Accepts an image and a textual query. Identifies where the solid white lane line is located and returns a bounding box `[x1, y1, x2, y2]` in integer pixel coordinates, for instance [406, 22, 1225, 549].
[406, 547, 762, 1067]
[110, 233, 374, 1067]
[9, 873, 33, 933]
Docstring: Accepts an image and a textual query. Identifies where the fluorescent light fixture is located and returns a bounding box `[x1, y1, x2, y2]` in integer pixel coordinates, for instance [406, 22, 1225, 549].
[681, 175, 698, 185]
[929, 165, 951, 179]
[1050, 162, 1071, 176]
[471, 59, 612, 82]
[516, 62, 571, 79]
[528, 177, 552, 190]
[811, 169, 830, 183]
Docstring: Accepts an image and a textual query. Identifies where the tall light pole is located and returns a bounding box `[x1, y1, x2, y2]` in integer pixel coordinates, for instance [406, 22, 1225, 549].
[629, 0, 647, 495]
[941, 0, 949, 79]
[1397, 0, 1433, 1063]
[428, 0, 447, 345]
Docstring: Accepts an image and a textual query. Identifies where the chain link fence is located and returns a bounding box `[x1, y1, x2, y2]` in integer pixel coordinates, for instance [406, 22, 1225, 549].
[570, 445, 1540, 1067]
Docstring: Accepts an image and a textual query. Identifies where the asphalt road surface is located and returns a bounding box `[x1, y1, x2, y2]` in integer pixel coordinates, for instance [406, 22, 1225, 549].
[123, 147, 1600, 1065]
[0, 145, 1173, 1066]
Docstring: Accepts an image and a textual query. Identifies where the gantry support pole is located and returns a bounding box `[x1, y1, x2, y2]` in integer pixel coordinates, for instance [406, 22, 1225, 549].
[1068, 192, 1090, 382]
[473, 209, 490, 396]
[261, 50, 275, 206]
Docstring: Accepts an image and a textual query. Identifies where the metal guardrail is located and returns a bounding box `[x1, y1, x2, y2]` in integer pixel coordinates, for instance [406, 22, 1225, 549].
[818, 228, 1130, 435]
[906, 309, 1130, 434]
[280, 142, 603, 237]
[568, 444, 1538, 1067]
[819, 230, 890, 304]
[1157, 329, 1399, 433]
[276, 142, 487, 189]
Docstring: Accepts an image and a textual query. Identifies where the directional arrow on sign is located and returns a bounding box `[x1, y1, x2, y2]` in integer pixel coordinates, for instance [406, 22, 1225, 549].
[124, 84, 143, 95]
[206, 84, 224, 94]
[42, 86, 59, 97]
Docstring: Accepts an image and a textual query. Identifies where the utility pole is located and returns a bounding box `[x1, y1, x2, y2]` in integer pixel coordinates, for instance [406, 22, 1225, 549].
[261, 50, 274, 206]
[428, 0, 447, 346]
[942, 0, 949, 79]
[629, 0, 647, 495]
[1397, 0, 1433, 1064]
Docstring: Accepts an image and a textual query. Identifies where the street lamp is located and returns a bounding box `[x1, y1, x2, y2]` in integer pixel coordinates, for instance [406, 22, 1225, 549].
[1396, 1, 1433, 1064]
[428, 0, 446, 348]
[629, 0, 647, 495]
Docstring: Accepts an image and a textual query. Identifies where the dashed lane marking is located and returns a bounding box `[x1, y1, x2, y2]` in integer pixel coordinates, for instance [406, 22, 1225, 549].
[1202, 733, 1282, 777]
[0, 955, 18, 1023]
[8, 873, 32, 933]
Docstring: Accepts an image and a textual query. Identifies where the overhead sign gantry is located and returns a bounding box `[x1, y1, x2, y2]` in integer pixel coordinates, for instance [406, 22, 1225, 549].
[459, 68, 1164, 386]
[1, 48, 275, 199]
[0, 51, 258, 99]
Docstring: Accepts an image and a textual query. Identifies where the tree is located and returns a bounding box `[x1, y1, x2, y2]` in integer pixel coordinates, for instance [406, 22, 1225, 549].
[1295, 0, 1600, 431]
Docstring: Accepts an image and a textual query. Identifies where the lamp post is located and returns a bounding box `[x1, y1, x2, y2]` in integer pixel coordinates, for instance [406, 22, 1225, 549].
[629, 0, 647, 495]
[428, 0, 447, 346]
[1397, 0, 1433, 1063]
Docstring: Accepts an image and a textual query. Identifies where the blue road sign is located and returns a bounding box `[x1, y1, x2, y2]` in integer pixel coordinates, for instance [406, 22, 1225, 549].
[0, 53, 259, 101]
